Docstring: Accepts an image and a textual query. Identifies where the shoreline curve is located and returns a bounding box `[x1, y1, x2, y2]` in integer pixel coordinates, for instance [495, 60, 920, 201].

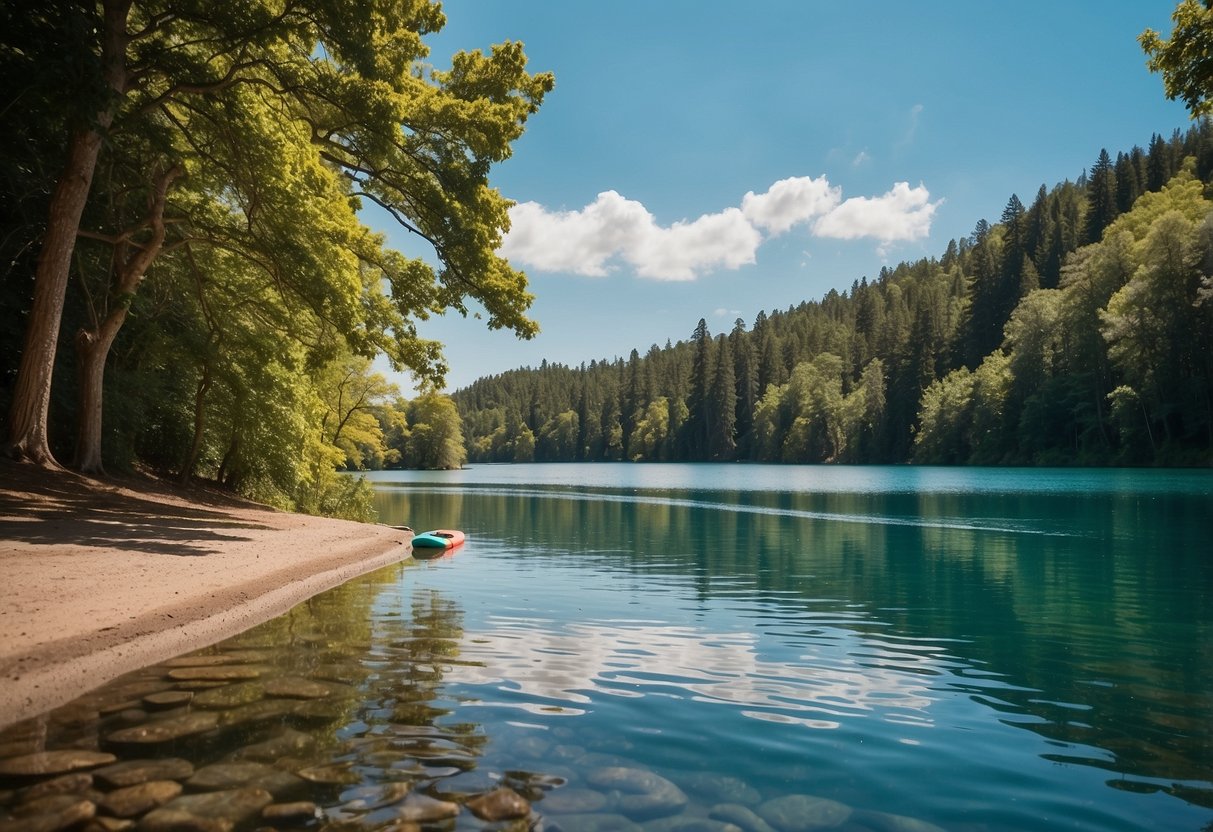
[0, 461, 412, 729]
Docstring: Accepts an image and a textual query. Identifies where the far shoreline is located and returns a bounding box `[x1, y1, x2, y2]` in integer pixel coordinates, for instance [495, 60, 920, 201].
[0, 460, 412, 730]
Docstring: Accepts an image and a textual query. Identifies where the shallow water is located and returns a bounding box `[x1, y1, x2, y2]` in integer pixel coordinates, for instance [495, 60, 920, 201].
[2, 464, 1211, 832]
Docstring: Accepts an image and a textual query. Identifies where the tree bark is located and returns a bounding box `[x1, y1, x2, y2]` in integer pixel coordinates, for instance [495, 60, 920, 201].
[72, 324, 122, 473]
[180, 366, 212, 484]
[72, 163, 180, 474]
[3, 0, 131, 467]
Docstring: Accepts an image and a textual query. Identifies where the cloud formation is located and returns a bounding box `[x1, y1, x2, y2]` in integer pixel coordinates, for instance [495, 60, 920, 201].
[500, 175, 939, 281]
[812, 182, 937, 243]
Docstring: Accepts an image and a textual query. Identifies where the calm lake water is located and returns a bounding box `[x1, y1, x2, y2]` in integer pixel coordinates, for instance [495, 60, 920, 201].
[2, 464, 1211, 832]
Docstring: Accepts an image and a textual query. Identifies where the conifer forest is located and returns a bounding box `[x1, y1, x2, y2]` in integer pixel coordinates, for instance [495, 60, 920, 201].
[455, 128, 1213, 467]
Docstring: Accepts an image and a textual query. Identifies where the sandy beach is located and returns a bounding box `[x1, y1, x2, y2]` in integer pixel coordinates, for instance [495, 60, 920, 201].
[0, 460, 411, 729]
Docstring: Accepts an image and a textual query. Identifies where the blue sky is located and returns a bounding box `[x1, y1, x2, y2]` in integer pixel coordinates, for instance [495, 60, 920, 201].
[377, 1, 1192, 395]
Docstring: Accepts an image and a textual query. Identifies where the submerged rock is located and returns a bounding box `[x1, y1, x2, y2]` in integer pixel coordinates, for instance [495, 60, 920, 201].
[106, 713, 218, 745]
[165, 665, 263, 682]
[161, 652, 266, 668]
[93, 758, 194, 788]
[295, 763, 359, 786]
[757, 795, 852, 831]
[0, 795, 95, 832]
[850, 810, 947, 832]
[137, 787, 272, 831]
[643, 819, 745, 832]
[229, 728, 315, 763]
[537, 787, 609, 814]
[14, 772, 93, 801]
[675, 772, 762, 806]
[587, 767, 688, 820]
[191, 681, 264, 709]
[217, 698, 297, 727]
[186, 762, 304, 799]
[0, 750, 115, 777]
[97, 780, 182, 818]
[425, 770, 498, 800]
[390, 793, 460, 823]
[261, 800, 320, 825]
[466, 787, 531, 821]
[263, 676, 333, 700]
[544, 813, 640, 832]
[141, 691, 193, 711]
[709, 803, 778, 832]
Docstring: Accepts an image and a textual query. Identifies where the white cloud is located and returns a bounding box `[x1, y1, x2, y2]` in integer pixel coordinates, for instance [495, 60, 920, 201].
[852, 150, 870, 167]
[501, 177, 940, 280]
[740, 176, 840, 235]
[500, 191, 761, 281]
[812, 182, 937, 244]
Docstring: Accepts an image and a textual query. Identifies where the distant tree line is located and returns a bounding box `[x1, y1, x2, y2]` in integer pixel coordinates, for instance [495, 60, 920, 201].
[452, 126, 1213, 467]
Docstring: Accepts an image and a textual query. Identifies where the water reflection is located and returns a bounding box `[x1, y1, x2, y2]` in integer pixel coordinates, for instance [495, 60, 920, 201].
[448, 618, 937, 731]
[377, 477, 1213, 823]
[2, 470, 1210, 832]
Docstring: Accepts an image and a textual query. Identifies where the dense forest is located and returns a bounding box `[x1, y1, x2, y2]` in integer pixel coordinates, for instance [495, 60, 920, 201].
[452, 128, 1213, 467]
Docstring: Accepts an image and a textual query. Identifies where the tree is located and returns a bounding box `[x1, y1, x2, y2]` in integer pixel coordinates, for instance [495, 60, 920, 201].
[708, 333, 737, 460]
[405, 394, 467, 470]
[3, 0, 552, 471]
[731, 318, 758, 455]
[684, 318, 712, 459]
[1141, 2, 1213, 118]
[318, 356, 400, 471]
[1084, 149, 1119, 244]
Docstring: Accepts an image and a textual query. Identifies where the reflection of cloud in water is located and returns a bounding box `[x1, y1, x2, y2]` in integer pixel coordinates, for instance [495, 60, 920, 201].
[446, 618, 938, 730]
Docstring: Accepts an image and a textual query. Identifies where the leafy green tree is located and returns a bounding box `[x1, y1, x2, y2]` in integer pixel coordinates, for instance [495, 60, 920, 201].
[405, 394, 467, 470]
[914, 367, 975, 463]
[1101, 209, 1207, 450]
[1141, 2, 1213, 117]
[512, 423, 536, 463]
[538, 410, 579, 460]
[631, 398, 671, 461]
[318, 356, 400, 471]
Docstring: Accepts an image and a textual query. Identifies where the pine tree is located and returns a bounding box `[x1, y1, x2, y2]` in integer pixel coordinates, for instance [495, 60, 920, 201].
[683, 318, 712, 459]
[709, 333, 737, 460]
[1024, 185, 1050, 263]
[730, 318, 758, 454]
[1115, 151, 1141, 214]
[1083, 149, 1118, 244]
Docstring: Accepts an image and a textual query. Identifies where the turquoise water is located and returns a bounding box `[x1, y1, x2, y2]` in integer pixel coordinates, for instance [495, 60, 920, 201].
[2, 464, 1210, 831]
[363, 464, 1213, 831]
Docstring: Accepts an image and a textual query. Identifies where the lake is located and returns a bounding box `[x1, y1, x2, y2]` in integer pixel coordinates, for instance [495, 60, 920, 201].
[2, 463, 1211, 832]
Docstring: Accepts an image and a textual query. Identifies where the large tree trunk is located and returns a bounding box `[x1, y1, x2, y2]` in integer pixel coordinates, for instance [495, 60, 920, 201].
[73, 323, 123, 473]
[4, 129, 107, 467]
[3, 0, 131, 468]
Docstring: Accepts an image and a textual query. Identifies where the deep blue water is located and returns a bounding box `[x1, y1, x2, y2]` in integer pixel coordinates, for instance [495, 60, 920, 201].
[362, 464, 1213, 831]
[2, 463, 1210, 832]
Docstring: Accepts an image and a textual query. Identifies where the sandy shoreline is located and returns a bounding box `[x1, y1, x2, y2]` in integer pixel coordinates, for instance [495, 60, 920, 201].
[0, 461, 412, 729]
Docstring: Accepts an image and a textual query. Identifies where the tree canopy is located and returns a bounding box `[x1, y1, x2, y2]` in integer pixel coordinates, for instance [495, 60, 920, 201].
[0, 0, 550, 509]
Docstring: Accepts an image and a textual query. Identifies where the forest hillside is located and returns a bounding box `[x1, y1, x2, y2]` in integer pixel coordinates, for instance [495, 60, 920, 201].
[452, 127, 1213, 467]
